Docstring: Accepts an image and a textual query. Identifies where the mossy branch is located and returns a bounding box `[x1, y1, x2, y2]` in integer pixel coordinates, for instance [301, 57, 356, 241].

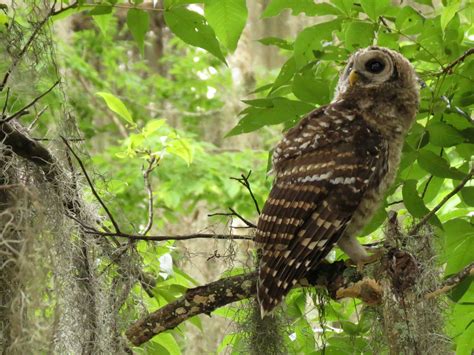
[125, 261, 384, 346]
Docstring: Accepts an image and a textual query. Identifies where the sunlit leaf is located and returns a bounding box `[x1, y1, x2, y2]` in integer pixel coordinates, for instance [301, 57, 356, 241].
[164, 7, 226, 63]
[227, 97, 314, 136]
[205, 0, 247, 52]
[293, 19, 341, 68]
[343, 21, 376, 50]
[360, 0, 390, 21]
[96, 92, 135, 125]
[441, 1, 460, 33]
[443, 218, 474, 275]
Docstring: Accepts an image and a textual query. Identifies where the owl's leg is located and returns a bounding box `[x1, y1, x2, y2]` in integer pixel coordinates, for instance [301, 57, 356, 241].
[337, 235, 382, 270]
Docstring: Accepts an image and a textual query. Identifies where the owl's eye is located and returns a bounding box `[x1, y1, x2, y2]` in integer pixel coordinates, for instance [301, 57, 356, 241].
[365, 59, 385, 74]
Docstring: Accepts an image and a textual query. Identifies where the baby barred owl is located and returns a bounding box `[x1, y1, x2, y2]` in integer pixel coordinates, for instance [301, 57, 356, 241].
[256, 46, 420, 317]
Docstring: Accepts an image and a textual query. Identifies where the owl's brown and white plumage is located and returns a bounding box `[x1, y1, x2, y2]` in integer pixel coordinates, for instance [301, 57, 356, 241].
[256, 46, 420, 317]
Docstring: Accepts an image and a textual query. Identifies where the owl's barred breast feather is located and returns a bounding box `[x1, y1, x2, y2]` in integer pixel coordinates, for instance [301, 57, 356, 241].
[256, 100, 388, 317]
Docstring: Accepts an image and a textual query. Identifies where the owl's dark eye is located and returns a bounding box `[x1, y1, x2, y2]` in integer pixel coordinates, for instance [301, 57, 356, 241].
[365, 59, 385, 74]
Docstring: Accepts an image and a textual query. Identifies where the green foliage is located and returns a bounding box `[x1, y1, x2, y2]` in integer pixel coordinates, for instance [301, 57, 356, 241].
[126, 8, 149, 55]
[49, 0, 473, 353]
[164, 7, 226, 63]
[204, 0, 247, 52]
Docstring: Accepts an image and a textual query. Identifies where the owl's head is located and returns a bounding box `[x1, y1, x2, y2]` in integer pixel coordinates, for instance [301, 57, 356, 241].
[334, 46, 419, 101]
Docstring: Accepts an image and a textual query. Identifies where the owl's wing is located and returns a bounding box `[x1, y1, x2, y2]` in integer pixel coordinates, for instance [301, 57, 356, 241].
[256, 102, 388, 316]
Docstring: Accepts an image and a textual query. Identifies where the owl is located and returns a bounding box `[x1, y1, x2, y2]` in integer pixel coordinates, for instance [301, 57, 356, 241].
[256, 46, 420, 317]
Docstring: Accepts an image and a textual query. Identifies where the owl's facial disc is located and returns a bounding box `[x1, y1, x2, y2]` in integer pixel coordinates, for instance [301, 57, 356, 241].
[348, 49, 394, 87]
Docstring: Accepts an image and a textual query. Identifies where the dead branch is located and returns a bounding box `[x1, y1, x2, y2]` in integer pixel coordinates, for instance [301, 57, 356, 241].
[410, 170, 473, 234]
[125, 261, 380, 346]
[62, 137, 122, 233]
[82, 229, 253, 242]
[425, 261, 474, 300]
[1, 80, 59, 123]
[230, 170, 261, 215]
[0, 1, 58, 92]
[141, 155, 158, 235]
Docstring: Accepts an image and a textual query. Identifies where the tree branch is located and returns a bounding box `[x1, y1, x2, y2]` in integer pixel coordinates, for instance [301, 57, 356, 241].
[125, 261, 382, 346]
[436, 48, 474, 76]
[0, 1, 57, 92]
[61, 137, 122, 234]
[1, 80, 59, 123]
[230, 170, 261, 215]
[425, 261, 474, 300]
[141, 155, 158, 235]
[410, 171, 473, 234]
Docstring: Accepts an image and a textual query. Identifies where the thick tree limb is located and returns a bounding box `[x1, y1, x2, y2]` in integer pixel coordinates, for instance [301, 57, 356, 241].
[125, 261, 381, 346]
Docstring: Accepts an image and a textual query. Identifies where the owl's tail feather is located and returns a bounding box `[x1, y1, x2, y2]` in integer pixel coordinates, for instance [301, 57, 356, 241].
[256, 271, 291, 318]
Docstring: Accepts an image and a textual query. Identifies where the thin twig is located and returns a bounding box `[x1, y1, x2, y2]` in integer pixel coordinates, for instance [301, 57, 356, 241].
[425, 261, 474, 299]
[141, 156, 158, 235]
[51, 1, 79, 16]
[411, 171, 473, 234]
[230, 170, 261, 215]
[61, 136, 122, 233]
[27, 105, 49, 131]
[82, 229, 254, 242]
[2, 80, 59, 123]
[208, 208, 257, 229]
[0, 1, 57, 92]
[1, 87, 10, 118]
[229, 207, 257, 228]
[436, 48, 474, 76]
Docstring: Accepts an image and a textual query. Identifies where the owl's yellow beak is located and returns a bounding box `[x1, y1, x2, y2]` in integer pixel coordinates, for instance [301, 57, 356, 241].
[349, 70, 359, 86]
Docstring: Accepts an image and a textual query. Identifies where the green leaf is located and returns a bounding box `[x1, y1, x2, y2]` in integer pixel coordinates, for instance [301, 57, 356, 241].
[96, 92, 135, 125]
[332, 0, 354, 15]
[92, 13, 112, 35]
[460, 186, 474, 206]
[262, 0, 340, 17]
[227, 97, 314, 136]
[167, 138, 194, 165]
[204, 0, 247, 52]
[360, 0, 390, 21]
[291, 62, 338, 105]
[89, 4, 112, 15]
[403, 180, 430, 218]
[395, 6, 424, 35]
[154, 332, 181, 355]
[271, 56, 297, 92]
[402, 180, 442, 228]
[164, 0, 198, 9]
[417, 150, 466, 179]
[441, 1, 460, 33]
[164, 7, 226, 63]
[258, 36, 293, 50]
[427, 122, 465, 147]
[127, 8, 150, 55]
[344, 21, 376, 50]
[293, 20, 342, 68]
[443, 218, 474, 275]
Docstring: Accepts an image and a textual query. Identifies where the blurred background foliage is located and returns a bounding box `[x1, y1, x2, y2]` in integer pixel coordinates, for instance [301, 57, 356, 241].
[1, 0, 473, 353]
